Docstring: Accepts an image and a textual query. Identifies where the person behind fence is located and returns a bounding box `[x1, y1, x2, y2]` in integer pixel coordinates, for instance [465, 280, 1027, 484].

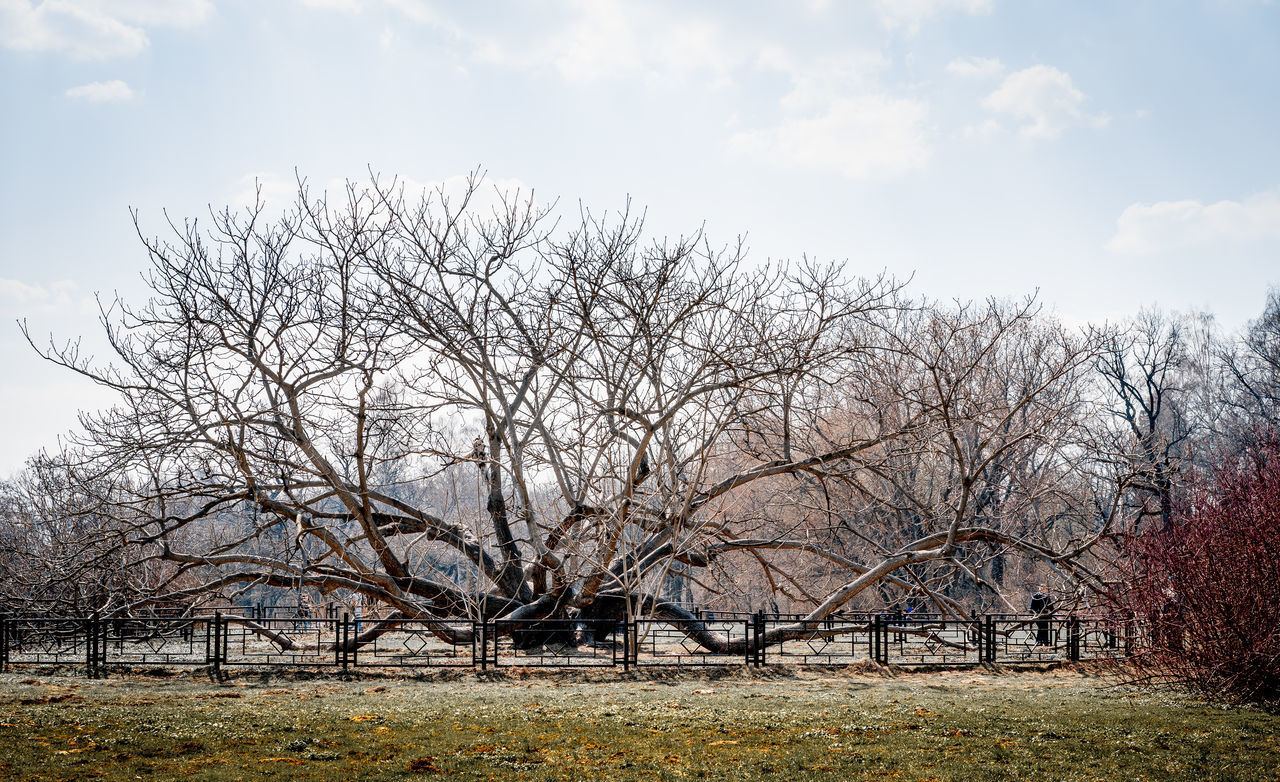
[1029, 585, 1054, 646]
[1155, 580, 1185, 652]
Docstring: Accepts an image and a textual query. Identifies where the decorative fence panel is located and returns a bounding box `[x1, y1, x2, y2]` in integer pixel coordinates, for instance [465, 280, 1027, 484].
[1076, 616, 1135, 661]
[631, 618, 754, 667]
[351, 617, 475, 670]
[105, 616, 214, 667]
[881, 617, 983, 666]
[763, 616, 875, 666]
[986, 616, 1072, 663]
[221, 615, 341, 669]
[485, 619, 623, 668]
[5, 616, 96, 673]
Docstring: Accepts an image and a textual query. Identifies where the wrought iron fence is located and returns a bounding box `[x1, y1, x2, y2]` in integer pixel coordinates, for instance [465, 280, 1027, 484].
[351, 617, 475, 669]
[484, 619, 624, 669]
[105, 616, 214, 668]
[632, 618, 753, 667]
[0, 611, 1133, 677]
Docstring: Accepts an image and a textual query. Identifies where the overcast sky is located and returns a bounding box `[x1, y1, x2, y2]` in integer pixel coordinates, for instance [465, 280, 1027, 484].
[1, 0, 1278, 475]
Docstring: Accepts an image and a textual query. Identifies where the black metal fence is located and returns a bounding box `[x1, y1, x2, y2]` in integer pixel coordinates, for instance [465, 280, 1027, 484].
[0, 611, 1135, 678]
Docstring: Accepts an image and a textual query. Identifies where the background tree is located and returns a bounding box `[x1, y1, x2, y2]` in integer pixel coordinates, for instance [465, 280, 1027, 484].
[731, 298, 1119, 619]
[1222, 289, 1280, 437]
[1096, 310, 1197, 532]
[0, 453, 188, 614]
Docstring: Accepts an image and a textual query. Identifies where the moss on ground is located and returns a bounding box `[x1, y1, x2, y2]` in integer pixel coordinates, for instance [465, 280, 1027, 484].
[0, 667, 1275, 781]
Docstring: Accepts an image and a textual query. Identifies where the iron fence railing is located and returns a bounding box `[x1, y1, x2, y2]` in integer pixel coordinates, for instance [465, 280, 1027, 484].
[632, 618, 753, 667]
[0, 611, 1132, 677]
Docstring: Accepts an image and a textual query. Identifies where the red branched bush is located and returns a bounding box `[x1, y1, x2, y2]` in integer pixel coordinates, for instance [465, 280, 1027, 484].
[1116, 432, 1280, 706]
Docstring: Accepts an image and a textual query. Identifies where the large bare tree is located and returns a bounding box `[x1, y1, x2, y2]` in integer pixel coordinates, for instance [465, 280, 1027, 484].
[25, 174, 1122, 650]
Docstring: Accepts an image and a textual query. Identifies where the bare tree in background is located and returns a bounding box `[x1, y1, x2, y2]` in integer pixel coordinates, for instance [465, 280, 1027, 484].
[717, 298, 1119, 621]
[1224, 289, 1280, 433]
[1096, 311, 1196, 532]
[0, 453, 188, 614]
[22, 173, 1125, 651]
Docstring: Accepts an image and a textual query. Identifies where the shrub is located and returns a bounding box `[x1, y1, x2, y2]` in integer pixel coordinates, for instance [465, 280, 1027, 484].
[1116, 433, 1280, 706]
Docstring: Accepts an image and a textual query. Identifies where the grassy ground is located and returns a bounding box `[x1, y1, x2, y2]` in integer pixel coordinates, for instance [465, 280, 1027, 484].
[0, 666, 1275, 781]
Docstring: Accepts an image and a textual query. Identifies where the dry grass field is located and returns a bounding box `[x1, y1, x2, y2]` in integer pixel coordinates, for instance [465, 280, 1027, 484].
[0, 667, 1276, 781]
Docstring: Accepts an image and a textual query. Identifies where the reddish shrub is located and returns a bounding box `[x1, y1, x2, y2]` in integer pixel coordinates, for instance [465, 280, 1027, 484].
[1116, 433, 1280, 706]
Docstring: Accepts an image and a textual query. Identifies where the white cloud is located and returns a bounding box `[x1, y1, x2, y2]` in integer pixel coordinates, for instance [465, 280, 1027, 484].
[65, 79, 134, 102]
[1106, 188, 1280, 255]
[529, 0, 743, 84]
[729, 45, 923, 181]
[873, 0, 993, 33]
[102, 0, 211, 27]
[982, 65, 1108, 139]
[946, 55, 1004, 80]
[761, 48, 889, 113]
[383, 0, 507, 65]
[0, 0, 147, 59]
[400, 0, 744, 84]
[961, 118, 1002, 138]
[0, 278, 98, 317]
[728, 94, 932, 181]
[383, 0, 443, 24]
[298, 0, 362, 11]
[229, 172, 302, 214]
[0, 0, 211, 60]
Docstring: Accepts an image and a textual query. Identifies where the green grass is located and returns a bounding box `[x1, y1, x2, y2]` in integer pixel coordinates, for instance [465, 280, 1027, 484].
[0, 667, 1276, 781]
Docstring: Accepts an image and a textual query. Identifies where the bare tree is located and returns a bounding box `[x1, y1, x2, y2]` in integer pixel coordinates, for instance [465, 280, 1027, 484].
[1223, 288, 1280, 433]
[727, 298, 1118, 622]
[1096, 311, 1195, 532]
[23, 174, 1121, 652]
[0, 452, 186, 614]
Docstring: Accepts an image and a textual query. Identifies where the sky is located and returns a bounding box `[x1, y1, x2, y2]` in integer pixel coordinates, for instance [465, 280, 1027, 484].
[1, 0, 1278, 475]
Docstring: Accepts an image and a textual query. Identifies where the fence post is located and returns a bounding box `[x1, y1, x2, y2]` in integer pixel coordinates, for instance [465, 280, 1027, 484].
[879, 614, 886, 665]
[341, 613, 350, 674]
[1069, 616, 1081, 662]
[751, 612, 759, 668]
[872, 614, 878, 665]
[85, 613, 96, 679]
[479, 621, 488, 671]
[621, 620, 630, 672]
[878, 614, 889, 666]
[985, 615, 995, 664]
[976, 616, 985, 664]
[95, 612, 105, 678]
[883, 613, 890, 665]
[751, 612, 758, 668]
[0, 613, 7, 673]
[99, 612, 109, 678]
[744, 619, 752, 667]
[213, 612, 223, 680]
[871, 614, 880, 664]
[756, 611, 767, 668]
